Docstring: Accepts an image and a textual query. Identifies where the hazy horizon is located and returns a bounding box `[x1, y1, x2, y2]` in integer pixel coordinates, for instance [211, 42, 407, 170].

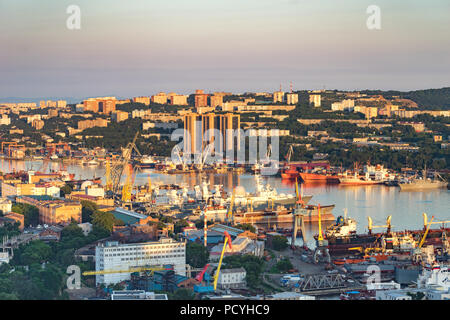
[1, 0, 449, 98]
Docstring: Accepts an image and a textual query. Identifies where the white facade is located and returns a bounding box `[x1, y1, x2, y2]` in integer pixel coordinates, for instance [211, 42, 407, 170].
[217, 268, 246, 289]
[95, 238, 186, 285]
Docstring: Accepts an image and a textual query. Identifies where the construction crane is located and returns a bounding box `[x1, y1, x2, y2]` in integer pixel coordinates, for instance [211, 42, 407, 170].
[110, 131, 141, 197]
[367, 216, 392, 235]
[213, 231, 233, 291]
[82, 266, 169, 276]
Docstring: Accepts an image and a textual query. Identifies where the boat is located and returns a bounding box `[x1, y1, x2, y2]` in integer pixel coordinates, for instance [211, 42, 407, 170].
[399, 170, 448, 191]
[138, 155, 156, 169]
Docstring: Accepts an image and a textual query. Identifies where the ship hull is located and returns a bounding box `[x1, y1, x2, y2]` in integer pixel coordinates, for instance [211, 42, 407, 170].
[399, 181, 448, 190]
[299, 173, 340, 184]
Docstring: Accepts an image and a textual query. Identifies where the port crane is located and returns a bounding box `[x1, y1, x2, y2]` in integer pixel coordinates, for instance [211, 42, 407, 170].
[291, 178, 307, 248]
[213, 231, 233, 291]
[313, 204, 331, 264]
[422, 213, 450, 230]
[367, 216, 392, 235]
[109, 131, 141, 198]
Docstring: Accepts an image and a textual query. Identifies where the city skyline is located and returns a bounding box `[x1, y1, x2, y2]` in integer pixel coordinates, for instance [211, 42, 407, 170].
[1, 0, 449, 98]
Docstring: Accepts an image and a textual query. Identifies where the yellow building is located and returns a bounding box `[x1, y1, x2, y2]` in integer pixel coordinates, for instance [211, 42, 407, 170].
[309, 94, 321, 107]
[16, 195, 82, 225]
[286, 93, 298, 105]
[133, 96, 151, 105]
[151, 92, 168, 104]
[273, 91, 284, 103]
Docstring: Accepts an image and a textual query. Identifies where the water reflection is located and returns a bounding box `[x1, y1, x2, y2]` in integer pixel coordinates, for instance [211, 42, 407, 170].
[1, 160, 449, 235]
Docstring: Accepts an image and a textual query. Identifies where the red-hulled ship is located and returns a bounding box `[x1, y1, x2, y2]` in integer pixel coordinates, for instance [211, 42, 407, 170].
[299, 172, 340, 184]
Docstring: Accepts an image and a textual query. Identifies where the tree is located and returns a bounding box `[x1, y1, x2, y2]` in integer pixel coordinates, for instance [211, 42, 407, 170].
[174, 219, 189, 234]
[11, 203, 39, 226]
[169, 288, 195, 300]
[271, 235, 288, 251]
[60, 184, 73, 197]
[235, 224, 256, 233]
[81, 200, 98, 223]
[91, 211, 115, 232]
[186, 242, 209, 268]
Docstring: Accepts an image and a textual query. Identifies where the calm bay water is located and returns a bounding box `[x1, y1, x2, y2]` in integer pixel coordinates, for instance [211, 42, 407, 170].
[3, 160, 449, 241]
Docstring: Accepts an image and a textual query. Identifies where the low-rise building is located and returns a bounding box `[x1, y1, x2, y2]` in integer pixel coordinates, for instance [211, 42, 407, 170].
[95, 238, 186, 285]
[216, 268, 246, 290]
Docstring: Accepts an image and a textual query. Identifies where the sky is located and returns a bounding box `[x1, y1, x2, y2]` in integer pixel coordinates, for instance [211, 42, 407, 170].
[0, 0, 449, 100]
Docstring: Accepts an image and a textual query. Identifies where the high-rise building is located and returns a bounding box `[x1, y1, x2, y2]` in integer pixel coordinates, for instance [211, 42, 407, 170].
[194, 90, 209, 108]
[83, 97, 117, 114]
[286, 93, 298, 105]
[168, 93, 188, 106]
[151, 92, 168, 105]
[184, 112, 240, 155]
[210, 94, 224, 108]
[273, 91, 284, 103]
[309, 94, 321, 107]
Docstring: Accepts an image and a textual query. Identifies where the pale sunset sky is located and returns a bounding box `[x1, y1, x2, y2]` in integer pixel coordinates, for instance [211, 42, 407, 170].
[0, 0, 449, 99]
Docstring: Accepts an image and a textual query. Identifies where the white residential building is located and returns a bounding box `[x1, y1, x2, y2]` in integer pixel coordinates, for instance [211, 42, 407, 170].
[95, 238, 186, 285]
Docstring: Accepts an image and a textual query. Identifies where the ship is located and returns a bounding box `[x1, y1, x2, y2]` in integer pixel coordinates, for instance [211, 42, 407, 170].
[233, 204, 335, 225]
[280, 165, 300, 180]
[338, 172, 383, 186]
[399, 170, 448, 191]
[299, 172, 340, 184]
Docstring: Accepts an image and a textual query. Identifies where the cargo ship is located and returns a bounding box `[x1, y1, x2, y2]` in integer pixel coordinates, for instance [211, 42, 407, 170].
[299, 172, 340, 184]
[233, 204, 335, 225]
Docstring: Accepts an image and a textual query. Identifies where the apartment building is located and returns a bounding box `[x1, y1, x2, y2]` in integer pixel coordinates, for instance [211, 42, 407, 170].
[112, 110, 129, 122]
[78, 119, 108, 130]
[16, 195, 82, 225]
[184, 112, 240, 154]
[133, 96, 151, 105]
[194, 89, 209, 108]
[151, 92, 168, 104]
[309, 94, 321, 107]
[286, 93, 298, 105]
[273, 91, 284, 103]
[95, 238, 186, 285]
[168, 93, 188, 106]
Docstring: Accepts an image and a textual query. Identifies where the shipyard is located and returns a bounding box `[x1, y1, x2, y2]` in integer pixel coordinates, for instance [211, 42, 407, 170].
[0, 0, 449, 312]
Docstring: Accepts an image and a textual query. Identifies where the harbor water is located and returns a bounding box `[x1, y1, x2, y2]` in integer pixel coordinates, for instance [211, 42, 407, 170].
[3, 160, 449, 246]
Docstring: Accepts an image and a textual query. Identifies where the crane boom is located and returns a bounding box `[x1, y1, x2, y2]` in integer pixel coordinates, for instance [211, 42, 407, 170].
[419, 215, 435, 249]
[83, 266, 168, 276]
[213, 231, 232, 291]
